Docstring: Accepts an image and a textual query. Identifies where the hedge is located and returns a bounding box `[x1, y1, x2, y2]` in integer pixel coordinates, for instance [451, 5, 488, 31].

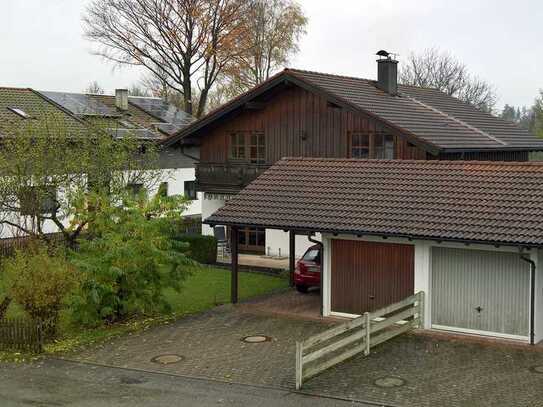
[175, 234, 217, 264]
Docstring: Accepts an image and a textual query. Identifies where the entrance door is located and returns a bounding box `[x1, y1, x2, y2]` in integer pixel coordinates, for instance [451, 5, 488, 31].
[331, 240, 414, 315]
[431, 247, 529, 339]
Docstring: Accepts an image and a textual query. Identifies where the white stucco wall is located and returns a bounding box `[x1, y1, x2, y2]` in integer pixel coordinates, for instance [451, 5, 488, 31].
[152, 168, 202, 217]
[202, 196, 226, 236]
[321, 233, 538, 342]
[264, 229, 320, 258]
[535, 250, 543, 344]
[0, 167, 202, 240]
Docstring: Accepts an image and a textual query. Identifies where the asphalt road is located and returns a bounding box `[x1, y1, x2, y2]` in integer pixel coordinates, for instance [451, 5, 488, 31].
[0, 358, 375, 407]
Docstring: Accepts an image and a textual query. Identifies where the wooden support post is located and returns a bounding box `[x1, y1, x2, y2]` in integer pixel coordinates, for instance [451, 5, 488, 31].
[230, 226, 239, 304]
[289, 231, 296, 287]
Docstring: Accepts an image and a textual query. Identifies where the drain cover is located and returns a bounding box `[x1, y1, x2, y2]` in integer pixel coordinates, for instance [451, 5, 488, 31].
[242, 335, 272, 343]
[531, 365, 543, 374]
[374, 377, 406, 388]
[151, 354, 184, 365]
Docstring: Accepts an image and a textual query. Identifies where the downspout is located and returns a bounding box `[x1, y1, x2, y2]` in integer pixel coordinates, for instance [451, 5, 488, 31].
[307, 234, 324, 316]
[520, 255, 536, 345]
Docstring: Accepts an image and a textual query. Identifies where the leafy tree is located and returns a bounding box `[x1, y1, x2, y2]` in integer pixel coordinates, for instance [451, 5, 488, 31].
[83, 0, 251, 117]
[0, 113, 162, 246]
[399, 48, 497, 112]
[69, 192, 194, 325]
[1, 242, 78, 334]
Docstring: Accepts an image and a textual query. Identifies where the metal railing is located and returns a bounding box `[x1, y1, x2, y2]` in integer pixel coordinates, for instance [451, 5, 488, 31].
[296, 291, 424, 390]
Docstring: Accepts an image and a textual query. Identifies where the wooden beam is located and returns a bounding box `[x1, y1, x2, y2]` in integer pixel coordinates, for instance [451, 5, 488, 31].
[230, 226, 239, 304]
[289, 231, 296, 287]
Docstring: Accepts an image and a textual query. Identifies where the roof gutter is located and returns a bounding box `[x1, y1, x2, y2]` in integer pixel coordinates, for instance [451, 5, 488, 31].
[203, 219, 541, 250]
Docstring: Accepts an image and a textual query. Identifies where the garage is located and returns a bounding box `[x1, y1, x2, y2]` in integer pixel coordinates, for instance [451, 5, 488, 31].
[330, 240, 414, 316]
[431, 247, 530, 340]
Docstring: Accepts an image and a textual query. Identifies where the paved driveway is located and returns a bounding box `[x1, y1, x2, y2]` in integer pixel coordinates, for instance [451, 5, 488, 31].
[71, 301, 334, 388]
[67, 291, 543, 407]
[304, 333, 543, 407]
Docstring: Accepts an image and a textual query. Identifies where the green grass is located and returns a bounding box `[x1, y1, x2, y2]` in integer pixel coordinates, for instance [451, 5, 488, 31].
[0, 266, 288, 360]
[163, 266, 288, 315]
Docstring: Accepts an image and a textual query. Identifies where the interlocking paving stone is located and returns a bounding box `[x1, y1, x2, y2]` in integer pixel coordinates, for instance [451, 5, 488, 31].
[68, 302, 543, 407]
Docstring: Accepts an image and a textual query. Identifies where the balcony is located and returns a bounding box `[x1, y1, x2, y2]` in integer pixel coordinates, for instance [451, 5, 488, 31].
[196, 162, 270, 194]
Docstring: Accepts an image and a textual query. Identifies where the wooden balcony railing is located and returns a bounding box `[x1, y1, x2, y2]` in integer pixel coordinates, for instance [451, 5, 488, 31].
[196, 162, 270, 193]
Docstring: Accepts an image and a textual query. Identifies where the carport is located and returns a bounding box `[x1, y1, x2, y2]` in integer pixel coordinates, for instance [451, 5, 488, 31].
[205, 158, 543, 345]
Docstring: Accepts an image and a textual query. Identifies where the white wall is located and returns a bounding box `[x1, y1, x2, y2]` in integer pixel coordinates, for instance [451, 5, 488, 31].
[535, 250, 543, 344]
[264, 229, 320, 258]
[202, 196, 226, 236]
[157, 168, 202, 217]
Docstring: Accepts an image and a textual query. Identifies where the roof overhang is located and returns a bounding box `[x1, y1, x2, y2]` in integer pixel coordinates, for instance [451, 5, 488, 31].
[203, 219, 540, 250]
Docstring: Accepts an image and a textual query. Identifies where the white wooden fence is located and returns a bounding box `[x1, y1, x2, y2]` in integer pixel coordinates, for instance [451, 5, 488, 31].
[295, 291, 424, 390]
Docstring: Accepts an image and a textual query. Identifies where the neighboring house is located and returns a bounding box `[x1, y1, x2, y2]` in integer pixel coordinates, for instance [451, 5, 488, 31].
[165, 53, 543, 257]
[205, 158, 543, 344]
[0, 86, 200, 238]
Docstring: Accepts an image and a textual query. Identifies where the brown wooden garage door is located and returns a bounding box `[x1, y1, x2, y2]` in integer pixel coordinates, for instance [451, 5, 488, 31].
[331, 240, 414, 315]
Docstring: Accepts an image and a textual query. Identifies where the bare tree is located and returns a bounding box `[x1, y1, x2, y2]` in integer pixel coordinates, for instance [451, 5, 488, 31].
[399, 48, 497, 112]
[128, 84, 150, 97]
[84, 81, 105, 95]
[221, 0, 307, 95]
[83, 0, 250, 117]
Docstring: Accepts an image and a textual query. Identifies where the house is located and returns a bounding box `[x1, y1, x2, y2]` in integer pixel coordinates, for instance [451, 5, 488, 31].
[205, 158, 543, 344]
[0, 86, 201, 237]
[164, 52, 543, 257]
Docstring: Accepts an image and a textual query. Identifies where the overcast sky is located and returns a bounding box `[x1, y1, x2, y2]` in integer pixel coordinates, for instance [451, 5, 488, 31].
[1, 0, 541, 109]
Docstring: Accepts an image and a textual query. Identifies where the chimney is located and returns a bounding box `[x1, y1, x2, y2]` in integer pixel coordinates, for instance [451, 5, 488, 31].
[376, 50, 398, 95]
[115, 88, 129, 111]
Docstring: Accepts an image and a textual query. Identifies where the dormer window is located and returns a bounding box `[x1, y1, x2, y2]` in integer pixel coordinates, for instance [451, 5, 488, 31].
[7, 107, 30, 119]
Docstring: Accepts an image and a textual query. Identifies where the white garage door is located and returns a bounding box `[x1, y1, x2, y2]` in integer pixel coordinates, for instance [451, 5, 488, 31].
[432, 247, 530, 340]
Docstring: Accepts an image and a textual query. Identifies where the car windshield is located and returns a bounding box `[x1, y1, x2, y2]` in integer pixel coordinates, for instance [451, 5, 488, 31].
[302, 248, 321, 264]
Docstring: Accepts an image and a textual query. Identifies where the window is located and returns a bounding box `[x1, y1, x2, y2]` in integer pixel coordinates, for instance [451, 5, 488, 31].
[7, 107, 30, 119]
[302, 248, 321, 265]
[230, 133, 246, 160]
[249, 133, 265, 164]
[374, 134, 395, 159]
[350, 132, 369, 158]
[184, 181, 197, 200]
[229, 132, 266, 163]
[158, 182, 168, 197]
[238, 227, 265, 248]
[19, 186, 57, 215]
[384, 135, 394, 159]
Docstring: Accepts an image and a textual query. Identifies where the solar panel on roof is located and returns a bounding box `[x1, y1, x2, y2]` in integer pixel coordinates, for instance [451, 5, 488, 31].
[128, 97, 194, 125]
[41, 91, 119, 117]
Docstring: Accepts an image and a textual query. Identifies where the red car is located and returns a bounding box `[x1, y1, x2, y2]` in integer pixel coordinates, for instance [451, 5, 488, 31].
[294, 244, 322, 293]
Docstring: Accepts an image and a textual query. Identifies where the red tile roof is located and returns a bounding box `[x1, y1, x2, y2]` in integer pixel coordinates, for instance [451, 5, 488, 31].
[206, 158, 543, 247]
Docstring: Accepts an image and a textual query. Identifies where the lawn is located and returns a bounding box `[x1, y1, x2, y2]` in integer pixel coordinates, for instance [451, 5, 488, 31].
[1, 266, 288, 360]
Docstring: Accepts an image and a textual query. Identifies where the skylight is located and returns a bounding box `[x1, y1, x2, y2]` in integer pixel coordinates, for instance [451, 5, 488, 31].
[7, 107, 30, 119]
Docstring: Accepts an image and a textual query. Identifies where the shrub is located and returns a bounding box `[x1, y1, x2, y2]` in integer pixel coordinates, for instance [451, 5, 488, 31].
[1, 242, 78, 334]
[70, 193, 194, 326]
[175, 234, 217, 264]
